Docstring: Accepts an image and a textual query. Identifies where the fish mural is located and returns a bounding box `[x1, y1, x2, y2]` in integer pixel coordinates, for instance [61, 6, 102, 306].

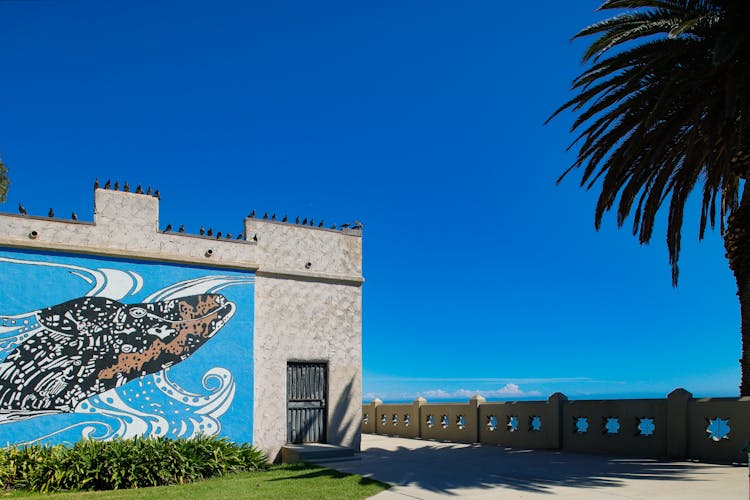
[0, 249, 254, 445]
[0, 294, 235, 423]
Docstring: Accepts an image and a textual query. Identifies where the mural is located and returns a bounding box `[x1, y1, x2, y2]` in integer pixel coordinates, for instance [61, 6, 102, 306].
[0, 248, 254, 445]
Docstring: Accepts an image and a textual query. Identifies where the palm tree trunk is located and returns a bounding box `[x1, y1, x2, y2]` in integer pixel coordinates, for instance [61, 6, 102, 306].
[725, 183, 750, 396]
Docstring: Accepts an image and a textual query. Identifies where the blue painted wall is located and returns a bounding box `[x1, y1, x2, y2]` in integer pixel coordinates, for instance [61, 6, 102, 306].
[0, 247, 254, 445]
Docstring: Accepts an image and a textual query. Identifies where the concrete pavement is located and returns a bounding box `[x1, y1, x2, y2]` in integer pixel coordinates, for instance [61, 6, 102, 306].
[317, 434, 747, 499]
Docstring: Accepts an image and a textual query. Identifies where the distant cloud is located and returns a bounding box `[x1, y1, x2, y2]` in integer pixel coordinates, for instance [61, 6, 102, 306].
[420, 383, 542, 399]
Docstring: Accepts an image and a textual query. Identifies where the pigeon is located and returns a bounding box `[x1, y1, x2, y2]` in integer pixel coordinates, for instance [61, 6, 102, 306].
[71, 212, 78, 221]
[302, 217, 307, 225]
[236, 233, 243, 240]
[216, 231, 222, 239]
[114, 181, 120, 191]
[262, 212, 268, 220]
[136, 185, 143, 194]
[18, 203, 26, 215]
[341, 223, 350, 229]
[295, 216, 300, 224]
[146, 186, 152, 195]
[104, 179, 111, 189]
[271, 213, 276, 221]
[200, 226, 205, 236]
[48, 208, 54, 218]
[178, 224, 185, 233]
[164, 224, 172, 233]
[330, 223, 337, 230]
[154, 189, 160, 199]
[207, 228, 213, 237]
[318, 220, 324, 228]
[226, 233, 232, 239]
[123, 182, 130, 192]
[252, 233, 258, 242]
[309, 219, 314, 227]
[353, 220, 363, 230]
[248, 210, 255, 218]
[94, 178, 100, 190]
[282, 214, 288, 222]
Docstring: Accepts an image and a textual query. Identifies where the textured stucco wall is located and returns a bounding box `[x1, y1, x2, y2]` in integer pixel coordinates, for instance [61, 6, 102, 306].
[0, 188, 363, 459]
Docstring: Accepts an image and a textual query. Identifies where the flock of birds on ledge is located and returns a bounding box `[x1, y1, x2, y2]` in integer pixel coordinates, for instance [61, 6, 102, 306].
[14, 179, 363, 241]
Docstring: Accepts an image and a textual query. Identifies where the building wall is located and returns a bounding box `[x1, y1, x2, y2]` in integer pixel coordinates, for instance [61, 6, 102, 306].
[0, 188, 363, 459]
[247, 218, 363, 460]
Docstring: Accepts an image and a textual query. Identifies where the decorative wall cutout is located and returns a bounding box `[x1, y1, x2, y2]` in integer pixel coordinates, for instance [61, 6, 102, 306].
[706, 417, 730, 441]
[574, 417, 589, 434]
[507, 415, 519, 432]
[487, 415, 497, 431]
[604, 417, 620, 435]
[637, 417, 655, 436]
[426, 414, 435, 428]
[392, 414, 399, 426]
[529, 416, 542, 432]
[440, 414, 449, 429]
[380, 414, 388, 427]
[403, 414, 411, 427]
[363, 413, 368, 425]
[457, 414, 466, 430]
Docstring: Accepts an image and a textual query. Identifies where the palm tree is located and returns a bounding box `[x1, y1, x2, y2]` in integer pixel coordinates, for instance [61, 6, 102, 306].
[548, 0, 750, 394]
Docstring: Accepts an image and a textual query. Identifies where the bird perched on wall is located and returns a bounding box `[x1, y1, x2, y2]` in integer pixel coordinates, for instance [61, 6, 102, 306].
[236, 233, 243, 240]
[153, 189, 160, 199]
[340, 223, 350, 229]
[248, 210, 255, 218]
[216, 231, 222, 239]
[48, 208, 54, 218]
[146, 186, 152, 195]
[318, 220, 324, 228]
[309, 219, 314, 227]
[18, 203, 26, 215]
[295, 216, 300, 224]
[207, 228, 213, 236]
[178, 224, 185, 233]
[262, 212, 268, 220]
[199, 226, 205, 236]
[271, 213, 276, 221]
[114, 181, 120, 191]
[330, 223, 336, 229]
[135, 185, 143, 194]
[301, 217, 307, 225]
[282, 214, 288, 222]
[104, 179, 111, 189]
[252, 233, 258, 242]
[71, 212, 77, 221]
[226, 233, 232, 239]
[94, 178, 100, 190]
[123, 182, 130, 192]
[164, 223, 172, 233]
[353, 220, 363, 230]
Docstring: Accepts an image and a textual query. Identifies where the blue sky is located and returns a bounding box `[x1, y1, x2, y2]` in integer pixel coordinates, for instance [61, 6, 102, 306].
[0, 0, 739, 401]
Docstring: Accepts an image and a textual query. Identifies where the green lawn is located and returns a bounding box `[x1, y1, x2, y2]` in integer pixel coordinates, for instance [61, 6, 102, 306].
[1, 463, 389, 500]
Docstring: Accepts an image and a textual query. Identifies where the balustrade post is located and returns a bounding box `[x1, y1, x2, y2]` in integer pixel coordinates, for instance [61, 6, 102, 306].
[413, 397, 426, 439]
[548, 392, 568, 450]
[470, 395, 486, 443]
[666, 388, 692, 459]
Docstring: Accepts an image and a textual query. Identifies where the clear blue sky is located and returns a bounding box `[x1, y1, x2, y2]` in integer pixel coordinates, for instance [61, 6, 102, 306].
[0, 0, 738, 401]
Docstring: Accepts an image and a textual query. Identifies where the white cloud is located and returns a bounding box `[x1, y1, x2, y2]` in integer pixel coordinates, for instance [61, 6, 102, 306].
[419, 383, 542, 400]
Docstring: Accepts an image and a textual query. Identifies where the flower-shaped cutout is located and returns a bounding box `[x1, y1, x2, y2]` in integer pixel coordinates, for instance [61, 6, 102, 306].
[575, 417, 589, 434]
[392, 414, 399, 426]
[404, 414, 411, 427]
[363, 413, 369, 425]
[637, 417, 655, 436]
[487, 415, 498, 431]
[457, 415, 466, 430]
[604, 417, 620, 435]
[529, 416, 542, 432]
[706, 417, 730, 441]
[426, 414, 435, 428]
[380, 414, 388, 427]
[440, 414, 449, 429]
[507, 416, 519, 432]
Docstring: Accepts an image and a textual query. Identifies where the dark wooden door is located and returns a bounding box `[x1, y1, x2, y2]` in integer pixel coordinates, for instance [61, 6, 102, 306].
[287, 362, 327, 444]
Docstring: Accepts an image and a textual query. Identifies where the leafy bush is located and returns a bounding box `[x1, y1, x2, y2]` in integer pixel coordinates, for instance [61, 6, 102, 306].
[0, 435, 268, 493]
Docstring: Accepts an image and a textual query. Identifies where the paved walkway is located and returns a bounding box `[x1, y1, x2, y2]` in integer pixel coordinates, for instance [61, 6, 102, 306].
[318, 434, 747, 499]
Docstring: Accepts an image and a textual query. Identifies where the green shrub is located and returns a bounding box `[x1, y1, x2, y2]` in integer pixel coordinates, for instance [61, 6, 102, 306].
[0, 435, 268, 493]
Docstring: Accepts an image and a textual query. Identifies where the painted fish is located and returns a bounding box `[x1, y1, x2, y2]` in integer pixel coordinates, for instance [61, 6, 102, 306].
[0, 294, 235, 422]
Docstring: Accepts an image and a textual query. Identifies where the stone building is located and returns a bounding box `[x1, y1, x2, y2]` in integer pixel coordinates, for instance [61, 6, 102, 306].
[0, 187, 363, 461]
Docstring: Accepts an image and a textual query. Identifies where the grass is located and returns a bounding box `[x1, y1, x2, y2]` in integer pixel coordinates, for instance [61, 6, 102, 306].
[1, 463, 389, 500]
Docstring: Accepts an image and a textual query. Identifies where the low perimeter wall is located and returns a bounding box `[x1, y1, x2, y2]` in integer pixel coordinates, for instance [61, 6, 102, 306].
[362, 389, 750, 463]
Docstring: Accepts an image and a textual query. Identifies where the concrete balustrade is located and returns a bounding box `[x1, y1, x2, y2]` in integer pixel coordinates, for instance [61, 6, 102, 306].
[362, 389, 750, 463]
